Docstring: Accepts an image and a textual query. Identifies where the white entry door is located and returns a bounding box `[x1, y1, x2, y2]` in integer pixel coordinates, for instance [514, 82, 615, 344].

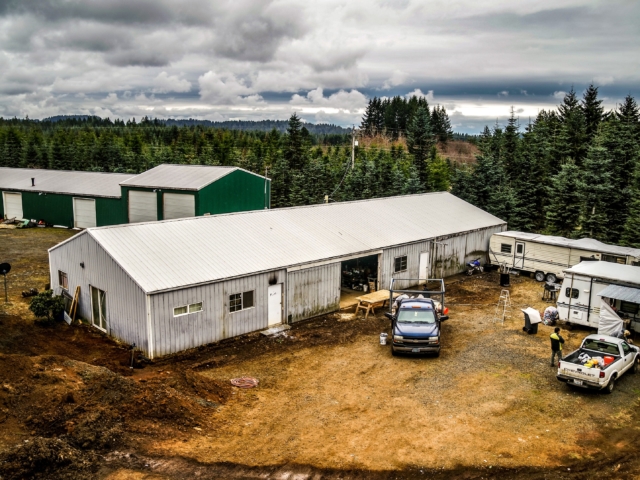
[268, 284, 282, 326]
[163, 193, 195, 220]
[418, 251, 430, 284]
[3, 192, 23, 219]
[513, 242, 525, 269]
[128, 190, 157, 223]
[73, 198, 96, 228]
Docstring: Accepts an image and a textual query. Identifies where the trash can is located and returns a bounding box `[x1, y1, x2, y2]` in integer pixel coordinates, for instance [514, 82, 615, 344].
[500, 273, 510, 287]
[521, 307, 542, 335]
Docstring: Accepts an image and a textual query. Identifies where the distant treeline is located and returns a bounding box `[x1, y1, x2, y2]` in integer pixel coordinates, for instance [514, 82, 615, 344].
[0, 108, 454, 207]
[451, 86, 640, 248]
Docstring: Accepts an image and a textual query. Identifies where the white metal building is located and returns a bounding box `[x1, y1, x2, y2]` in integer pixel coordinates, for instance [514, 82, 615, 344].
[49, 192, 506, 357]
[490, 231, 640, 282]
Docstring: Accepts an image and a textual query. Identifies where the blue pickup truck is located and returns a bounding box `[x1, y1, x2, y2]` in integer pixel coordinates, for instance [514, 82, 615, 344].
[384, 279, 449, 357]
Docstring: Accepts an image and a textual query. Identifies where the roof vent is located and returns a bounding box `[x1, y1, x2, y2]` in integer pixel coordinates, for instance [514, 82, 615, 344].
[31, 178, 35, 187]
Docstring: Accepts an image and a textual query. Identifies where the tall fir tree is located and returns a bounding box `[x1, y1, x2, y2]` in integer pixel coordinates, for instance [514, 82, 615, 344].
[578, 139, 615, 241]
[557, 88, 588, 165]
[581, 84, 604, 142]
[406, 106, 434, 188]
[545, 161, 582, 238]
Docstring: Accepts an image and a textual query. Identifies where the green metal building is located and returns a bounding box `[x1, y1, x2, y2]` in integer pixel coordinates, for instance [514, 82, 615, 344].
[0, 165, 270, 228]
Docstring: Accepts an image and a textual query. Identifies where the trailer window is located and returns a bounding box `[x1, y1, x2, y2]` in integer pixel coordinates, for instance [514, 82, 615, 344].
[602, 254, 625, 264]
[230, 291, 254, 312]
[394, 255, 407, 273]
[620, 301, 639, 315]
[58, 271, 69, 290]
[565, 288, 579, 299]
[500, 244, 512, 254]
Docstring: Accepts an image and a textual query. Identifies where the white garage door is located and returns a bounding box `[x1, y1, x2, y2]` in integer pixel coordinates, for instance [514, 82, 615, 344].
[163, 193, 195, 220]
[128, 190, 157, 223]
[73, 198, 96, 228]
[3, 192, 23, 220]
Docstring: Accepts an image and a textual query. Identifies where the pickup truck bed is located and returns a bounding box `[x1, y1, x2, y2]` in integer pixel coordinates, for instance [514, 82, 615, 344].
[557, 334, 638, 394]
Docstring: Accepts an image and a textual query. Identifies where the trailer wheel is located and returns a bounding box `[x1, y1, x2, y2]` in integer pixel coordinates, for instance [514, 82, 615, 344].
[632, 358, 638, 374]
[604, 375, 616, 394]
[546, 273, 557, 283]
[534, 271, 545, 282]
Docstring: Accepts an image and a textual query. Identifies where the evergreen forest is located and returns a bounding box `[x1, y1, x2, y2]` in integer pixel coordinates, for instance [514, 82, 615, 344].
[0, 86, 638, 247]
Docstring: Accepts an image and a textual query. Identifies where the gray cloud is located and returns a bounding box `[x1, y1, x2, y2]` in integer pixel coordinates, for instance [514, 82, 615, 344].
[0, 0, 637, 131]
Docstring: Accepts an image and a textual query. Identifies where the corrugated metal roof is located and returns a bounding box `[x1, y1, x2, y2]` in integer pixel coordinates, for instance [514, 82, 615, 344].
[0, 167, 132, 198]
[495, 231, 640, 258]
[119, 164, 265, 190]
[598, 284, 640, 304]
[564, 261, 640, 285]
[52, 192, 505, 293]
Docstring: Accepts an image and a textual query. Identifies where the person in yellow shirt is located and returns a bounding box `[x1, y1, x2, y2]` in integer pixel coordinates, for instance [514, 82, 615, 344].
[550, 327, 565, 367]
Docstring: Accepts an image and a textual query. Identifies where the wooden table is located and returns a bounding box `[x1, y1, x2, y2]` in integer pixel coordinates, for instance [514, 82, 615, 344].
[355, 290, 400, 319]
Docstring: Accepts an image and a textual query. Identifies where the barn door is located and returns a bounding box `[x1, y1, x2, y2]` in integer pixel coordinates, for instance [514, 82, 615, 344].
[128, 190, 157, 223]
[418, 251, 429, 285]
[73, 198, 96, 228]
[3, 192, 23, 219]
[163, 193, 195, 220]
[90, 286, 107, 331]
[268, 284, 283, 326]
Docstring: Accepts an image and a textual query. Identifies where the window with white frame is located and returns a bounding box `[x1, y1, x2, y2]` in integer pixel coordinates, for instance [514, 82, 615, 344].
[58, 270, 69, 290]
[229, 291, 254, 312]
[173, 302, 203, 317]
[394, 255, 407, 273]
[501, 243, 512, 254]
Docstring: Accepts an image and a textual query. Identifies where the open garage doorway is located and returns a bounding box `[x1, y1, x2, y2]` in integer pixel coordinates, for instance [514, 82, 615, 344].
[340, 254, 380, 308]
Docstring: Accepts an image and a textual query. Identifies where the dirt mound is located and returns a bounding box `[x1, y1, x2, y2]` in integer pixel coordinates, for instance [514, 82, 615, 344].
[0, 437, 97, 480]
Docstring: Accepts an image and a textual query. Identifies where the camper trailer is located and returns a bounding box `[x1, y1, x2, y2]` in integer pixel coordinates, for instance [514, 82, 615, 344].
[489, 231, 640, 282]
[556, 262, 640, 333]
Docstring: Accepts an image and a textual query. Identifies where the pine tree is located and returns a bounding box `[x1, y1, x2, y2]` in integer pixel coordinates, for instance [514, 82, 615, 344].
[406, 106, 433, 187]
[581, 84, 604, 142]
[502, 107, 520, 179]
[403, 164, 424, 195]
[578, 139, 615, 240]
[557, 88, 588, 165]
[2, 127, 22, 168]
[284, 113, 307, 171]
[450, 164, 477, 205]
[431, 106, 453, 144]
[621, 162, 640, 247]
[427, 151, 451, 192]
[545, 161, 582, 237]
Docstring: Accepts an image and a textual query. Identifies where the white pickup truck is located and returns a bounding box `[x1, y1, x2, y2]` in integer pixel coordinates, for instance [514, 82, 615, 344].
[556, 334, 639, 394]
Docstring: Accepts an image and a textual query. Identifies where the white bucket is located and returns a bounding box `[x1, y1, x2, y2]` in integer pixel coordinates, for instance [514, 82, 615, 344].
[380, 333, 388, 345]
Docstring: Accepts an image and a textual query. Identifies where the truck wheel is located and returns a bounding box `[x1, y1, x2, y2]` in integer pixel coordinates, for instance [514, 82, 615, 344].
[434, 350, 440, 358]
[535, 271, 545, 282]
[604, 376, 616, 394]
[633, 358, 638, 374]
[391, 347, 398, 357]
[546, 273, 557, 283]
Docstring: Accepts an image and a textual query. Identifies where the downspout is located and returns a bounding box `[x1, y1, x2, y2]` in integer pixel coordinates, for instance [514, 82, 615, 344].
[567, 273, 575, 320]
[146, 294, 154, 359]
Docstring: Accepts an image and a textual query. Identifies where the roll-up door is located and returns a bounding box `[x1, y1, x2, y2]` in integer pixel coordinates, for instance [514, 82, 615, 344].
[2, 192, 23, 220]
[128, 190, 157, 223]
[73, 198, 97, 228]
[163, 193, 195, 220]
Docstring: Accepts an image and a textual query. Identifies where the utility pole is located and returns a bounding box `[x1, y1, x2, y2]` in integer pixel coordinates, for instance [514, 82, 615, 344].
[351, 126, 358, 169]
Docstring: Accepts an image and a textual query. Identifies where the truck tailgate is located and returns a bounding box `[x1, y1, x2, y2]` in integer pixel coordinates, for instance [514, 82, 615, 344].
[558, 362, 602, 383]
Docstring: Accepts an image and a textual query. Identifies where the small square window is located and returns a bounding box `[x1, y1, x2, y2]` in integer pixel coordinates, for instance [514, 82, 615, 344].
[394, 255, 407, 273]
[565, 288, 579, 299]
[620, 301, 639, 315]
[516, 244, 523, 254]
[58, 271, 69, 290]
[229, 291, 255, 312]
[189, 302, 203, 313]
[174, 305, 188, 316]
[230, 293, 242, 312]
[500, 244, 512, 254]
[602, 254, 625, 264]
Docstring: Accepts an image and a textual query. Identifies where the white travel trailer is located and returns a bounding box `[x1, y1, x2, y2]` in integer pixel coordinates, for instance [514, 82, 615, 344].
[489, 231, 640, 282]
[557, 262, 640, 333]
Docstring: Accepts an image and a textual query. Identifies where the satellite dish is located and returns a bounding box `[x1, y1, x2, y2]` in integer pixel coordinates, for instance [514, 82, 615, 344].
[0, 263, 10, 275]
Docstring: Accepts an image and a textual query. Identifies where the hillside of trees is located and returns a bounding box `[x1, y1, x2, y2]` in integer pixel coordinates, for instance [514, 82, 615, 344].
[1, 87, 638, 247]
[451, 86, 640, 247]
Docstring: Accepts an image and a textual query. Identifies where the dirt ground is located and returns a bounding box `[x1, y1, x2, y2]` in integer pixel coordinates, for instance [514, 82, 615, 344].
[1, 227, 640, 479]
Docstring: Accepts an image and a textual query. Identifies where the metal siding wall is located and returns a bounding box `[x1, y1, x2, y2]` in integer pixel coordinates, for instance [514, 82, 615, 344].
[381, 225, 506, 287]
[22, 192, 74, 227]
[380, 241, 431, 290]
[48, 233, 148, 352]
[199, 169, 269, 215]
[95, 196, 127, 226]
[287, 263, 341, 323]
[150, 270, 286, 357]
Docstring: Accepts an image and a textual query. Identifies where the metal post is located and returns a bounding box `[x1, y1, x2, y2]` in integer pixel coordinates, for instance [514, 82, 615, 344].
[351, 127, 356, 169]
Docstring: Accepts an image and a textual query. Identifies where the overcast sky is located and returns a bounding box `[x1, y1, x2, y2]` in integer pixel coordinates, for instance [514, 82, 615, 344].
[0, 0, 638, 133]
